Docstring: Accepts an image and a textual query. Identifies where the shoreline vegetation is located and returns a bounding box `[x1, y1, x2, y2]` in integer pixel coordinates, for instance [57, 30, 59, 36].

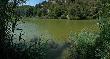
[16, 0, 100, 20]
[1, 0, 110, 59]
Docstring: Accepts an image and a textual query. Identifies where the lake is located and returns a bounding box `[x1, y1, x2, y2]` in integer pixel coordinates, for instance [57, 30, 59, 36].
[14, 18, 99, 43]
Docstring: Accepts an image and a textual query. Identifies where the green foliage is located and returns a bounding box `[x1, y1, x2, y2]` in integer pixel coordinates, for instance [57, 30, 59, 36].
[0, 0, 50, 59]
[67, 18, 110, 59]
[16, 5, 35, 17]
[97, 0, 110, 17]
[0, 0, 26, 59]
[26, 6, 34, 17]
[47, 0, 99, 20]
[95, 17, 110, 59]
[28, 38, 49, 59]
[68, 31, 98, 59]
[16, 0, 100, 19]
[13, 37, 49, 59]
[67, 0, 110, 59]
[48, 4, 67, 19]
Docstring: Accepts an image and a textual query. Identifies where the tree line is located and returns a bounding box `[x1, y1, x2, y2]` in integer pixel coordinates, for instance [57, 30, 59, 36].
[16, 0, 106, 20]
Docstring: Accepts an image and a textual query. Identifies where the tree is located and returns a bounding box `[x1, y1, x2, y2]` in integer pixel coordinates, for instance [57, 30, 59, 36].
[0, 0, 27, 59]
[68, 0, 110, 59]
[26, 6, 34, 17]
[45, 0, 99, 19]
[0, 0, 51, 59]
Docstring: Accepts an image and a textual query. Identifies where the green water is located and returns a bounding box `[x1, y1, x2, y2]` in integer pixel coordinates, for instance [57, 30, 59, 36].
[22, 18, 99, 43]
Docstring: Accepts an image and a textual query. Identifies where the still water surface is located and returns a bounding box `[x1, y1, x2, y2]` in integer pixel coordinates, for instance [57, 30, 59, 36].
[15, 19, 98, 43]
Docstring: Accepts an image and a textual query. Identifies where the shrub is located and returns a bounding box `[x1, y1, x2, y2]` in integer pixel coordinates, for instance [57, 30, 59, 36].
[25, 37, 49, 59]
[68, 31, 98, 59]
[68, 17, 110, 59]
[94, 17, 110, 59]
[9, 36, 49, 59]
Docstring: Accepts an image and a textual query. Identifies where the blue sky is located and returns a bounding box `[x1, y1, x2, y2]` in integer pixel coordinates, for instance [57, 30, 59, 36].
[24, 0, 47, 6]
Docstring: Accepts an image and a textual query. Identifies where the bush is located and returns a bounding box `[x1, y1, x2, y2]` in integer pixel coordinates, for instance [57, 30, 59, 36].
[26, 38, 49, 59]
[9, 36, 49, 59]
[95, 17, 110, 59]
[68, 17, 110, 59]
[68, 31, 98, 59]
